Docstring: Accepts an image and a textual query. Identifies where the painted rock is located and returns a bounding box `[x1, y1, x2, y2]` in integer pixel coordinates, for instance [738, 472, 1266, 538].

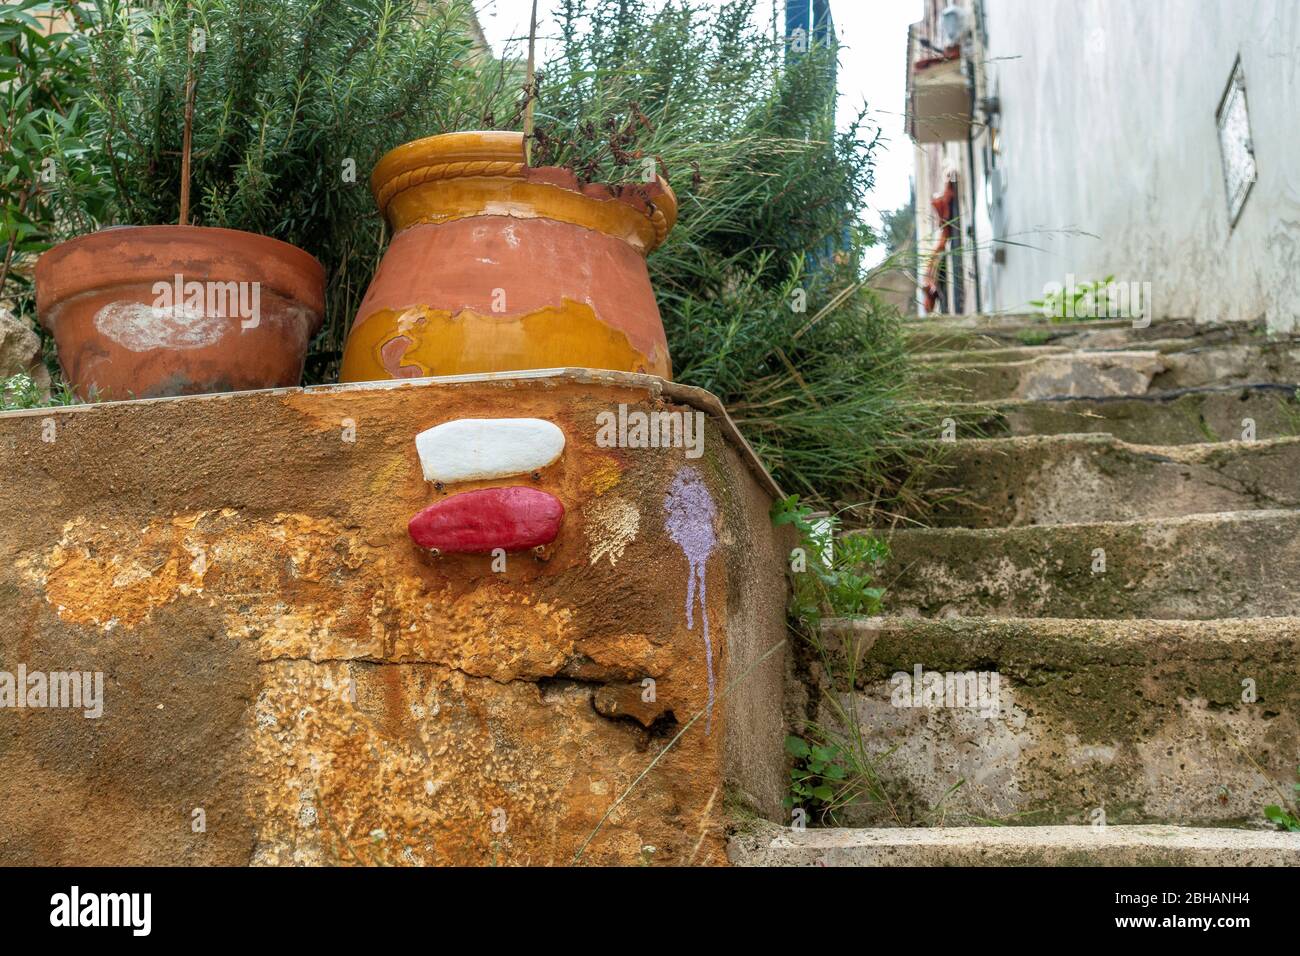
[414, 417, 565, 483]
[409, 487, 564, 553]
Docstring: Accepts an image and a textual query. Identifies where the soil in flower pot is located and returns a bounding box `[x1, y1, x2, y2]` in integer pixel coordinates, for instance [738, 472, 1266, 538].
[340, 130, 676, 383]
[36, 225, 325, 401]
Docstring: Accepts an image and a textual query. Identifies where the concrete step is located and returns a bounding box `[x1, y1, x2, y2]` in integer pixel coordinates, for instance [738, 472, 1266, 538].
[918, 342, 1300, 402]
[920, 349, 1166, 402]
[729, 821, 1300, 866]
[905, 316, 1253, 352]
[898, 435, 1300, 528]
[903, 311, 1048, 325]
[904, 312, 1149, 331]
[802, 616, 1300, 827]
[914, 344, 1075, 365]
[950, 383, 1300, 444]
[873, 509, 1300, 619]
[915, 336, 1269, 366]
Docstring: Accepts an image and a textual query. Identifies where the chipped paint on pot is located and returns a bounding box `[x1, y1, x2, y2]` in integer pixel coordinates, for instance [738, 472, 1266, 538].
[94, 301, 230, 352]
[340, 131, 676, 383]
[36, 225, 325, 400]
[415, 417, 565, 483]
[408, 486, 565, 553]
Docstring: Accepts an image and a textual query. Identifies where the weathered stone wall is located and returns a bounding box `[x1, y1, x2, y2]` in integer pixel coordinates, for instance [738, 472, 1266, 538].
[0, 371, 789, 865]
[813, 618, 1300, 828]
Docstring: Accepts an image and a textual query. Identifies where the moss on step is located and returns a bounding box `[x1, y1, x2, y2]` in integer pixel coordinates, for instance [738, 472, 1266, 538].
[817, 617, 1300, 827]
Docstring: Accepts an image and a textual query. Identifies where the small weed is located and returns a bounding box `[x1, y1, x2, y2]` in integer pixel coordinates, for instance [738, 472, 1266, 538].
[784, 735, 846, 809]
[1278, 387, 1300, 437]
[1195, 413, 1220, 443]
[1030, 275, 1137, 323]
[771, 494, 887, 627]
[1015, 328, 1054, 347]
[774, 495, 961, 825]
[0, 373, 80, 411]
[1263, 765, 1300, 832]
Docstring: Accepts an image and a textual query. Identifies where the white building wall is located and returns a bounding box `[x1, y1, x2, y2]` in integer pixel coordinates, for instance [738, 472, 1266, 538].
[983, 0, 1300, 330]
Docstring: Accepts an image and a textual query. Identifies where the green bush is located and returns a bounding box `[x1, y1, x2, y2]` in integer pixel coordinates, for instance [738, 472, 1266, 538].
[532, 0, 934, 513]
[0, 0, 111, 368]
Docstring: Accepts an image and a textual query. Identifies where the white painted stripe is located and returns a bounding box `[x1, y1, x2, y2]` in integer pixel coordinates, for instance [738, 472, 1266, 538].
[415, 417, 565, 483]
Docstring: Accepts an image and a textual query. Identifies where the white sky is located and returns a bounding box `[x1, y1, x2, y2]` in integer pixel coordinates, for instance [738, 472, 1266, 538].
[474, 0, 921, 250]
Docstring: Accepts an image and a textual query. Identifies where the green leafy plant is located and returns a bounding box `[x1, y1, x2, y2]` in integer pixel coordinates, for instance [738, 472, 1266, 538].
[772, 493, 887, 627]
[784, 734, 846, 809]
[1264, 765, 1300, 832]
[1, 1, 112, 350]
[784, 626, 968, 824]
[773, 493, 893, 819]
[0, 370, 78, 409]
[1029, 274, 1130, 323]
[773, 493, 967, 824]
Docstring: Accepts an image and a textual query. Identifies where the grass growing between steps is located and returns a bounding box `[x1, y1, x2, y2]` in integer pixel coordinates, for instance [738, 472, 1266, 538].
[1027, 275, 1145, 324]
[1015, 329, 1055, 347]
[783, 626, 967, 828]
[773, 495, 965, 826]
[1279, 387, 1300, 436]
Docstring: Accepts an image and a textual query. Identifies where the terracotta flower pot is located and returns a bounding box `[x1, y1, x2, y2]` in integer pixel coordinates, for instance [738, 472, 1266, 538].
[36, 225, 325, 401]
[340, 130, 677, 383]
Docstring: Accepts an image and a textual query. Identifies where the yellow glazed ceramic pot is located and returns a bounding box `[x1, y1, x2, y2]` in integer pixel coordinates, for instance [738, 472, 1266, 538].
[340, 130, 678, 382]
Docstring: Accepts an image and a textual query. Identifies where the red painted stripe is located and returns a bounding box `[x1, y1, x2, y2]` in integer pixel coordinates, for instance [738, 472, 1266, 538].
[408, 486, 564, 553]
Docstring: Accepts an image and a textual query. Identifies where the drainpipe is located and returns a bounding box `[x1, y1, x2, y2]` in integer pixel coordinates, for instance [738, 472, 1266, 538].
[966, 118, 982, 313]
[964, 35, 982, 313]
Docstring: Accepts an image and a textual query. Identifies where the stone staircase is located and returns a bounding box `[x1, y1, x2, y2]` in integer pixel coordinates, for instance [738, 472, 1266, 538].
[732, 313, 1300, 866]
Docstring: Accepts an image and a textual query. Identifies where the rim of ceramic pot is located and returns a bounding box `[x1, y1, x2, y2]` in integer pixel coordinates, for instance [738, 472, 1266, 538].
[35, 224, 327, 335]
[370, 130, 678, 254]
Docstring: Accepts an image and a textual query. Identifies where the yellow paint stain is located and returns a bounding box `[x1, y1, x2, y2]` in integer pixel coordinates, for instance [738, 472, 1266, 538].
[41, 514, 209, 628]
[29, 512, 579, 682]
[339, 299, 665, 383]
[581, 456, 624, 497]
[367, 453, 416, 499]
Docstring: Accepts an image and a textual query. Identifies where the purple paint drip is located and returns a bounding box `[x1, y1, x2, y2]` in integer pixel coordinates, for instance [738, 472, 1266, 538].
[663, 466, 718, 733]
